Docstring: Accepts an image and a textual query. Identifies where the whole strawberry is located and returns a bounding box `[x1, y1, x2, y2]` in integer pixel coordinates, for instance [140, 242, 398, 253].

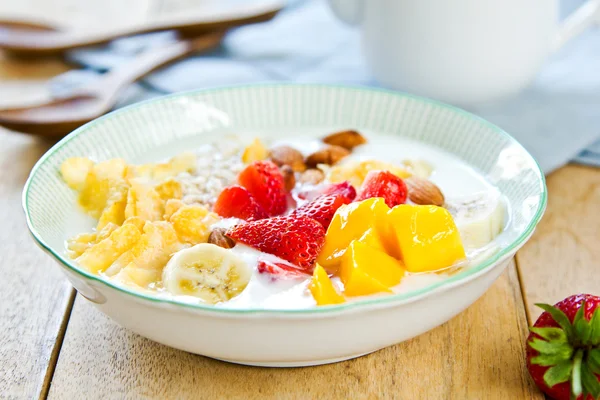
[227, 215, 325, 272]
[526, 294, 600, 400]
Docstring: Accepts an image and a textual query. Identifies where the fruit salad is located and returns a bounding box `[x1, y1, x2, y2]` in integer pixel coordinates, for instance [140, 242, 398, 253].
[60, 129, 506, 308]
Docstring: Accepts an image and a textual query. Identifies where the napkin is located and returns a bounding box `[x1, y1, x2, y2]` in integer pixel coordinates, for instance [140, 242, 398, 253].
[66, 0, 600, 174]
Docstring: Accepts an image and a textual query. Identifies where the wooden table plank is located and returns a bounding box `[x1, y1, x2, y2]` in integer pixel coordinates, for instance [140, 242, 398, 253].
[516, 164, 600, 322]
[48, 262, 541, 400]
[0, 128, 75, 399]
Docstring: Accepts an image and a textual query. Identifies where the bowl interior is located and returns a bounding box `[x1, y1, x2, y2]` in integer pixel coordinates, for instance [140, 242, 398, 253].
[24, 84, 546, 313]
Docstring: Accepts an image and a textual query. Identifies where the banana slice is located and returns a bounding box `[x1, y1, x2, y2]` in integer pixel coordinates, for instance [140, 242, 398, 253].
[162, 243, 251, 304]
[445, 190, 506, 250]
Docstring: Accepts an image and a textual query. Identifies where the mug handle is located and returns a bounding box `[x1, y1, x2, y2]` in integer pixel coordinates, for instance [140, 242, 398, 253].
[553, 0, 600, 51]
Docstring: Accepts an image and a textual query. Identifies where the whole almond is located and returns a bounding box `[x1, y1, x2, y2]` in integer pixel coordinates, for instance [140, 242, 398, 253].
[405, 176, 445, 206]
[305, 145, 350, 168]
[280, 165, 296, 191]
[322, 130, 367, 150]
[269, 145, 306, 172]
[299, 168, 325, 185]
[208, 228, 235, 249]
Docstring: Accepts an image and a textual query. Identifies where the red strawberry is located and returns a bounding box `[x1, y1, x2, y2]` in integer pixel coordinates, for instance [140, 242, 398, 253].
[227, 215, 325, 271]
[238, 160, 287, 216]
[213, 185, 268, 220]
[526, 294, 600, 400]
[257, 259, 309, 280]
[355, 170, 407, 207]
[292, 194, 350, 229]
[322, 181, 357, 202]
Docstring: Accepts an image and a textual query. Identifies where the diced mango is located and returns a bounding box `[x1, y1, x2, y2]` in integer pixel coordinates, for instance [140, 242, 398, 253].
[339, 241, 405, 296]
[309, 265, 345, 306]
[356, 227, 386, 252]
[76, 223, 141, 273]
[60, 157, 94, 191]
[317, 198, 390, 270]
[386, 205, 466, 273]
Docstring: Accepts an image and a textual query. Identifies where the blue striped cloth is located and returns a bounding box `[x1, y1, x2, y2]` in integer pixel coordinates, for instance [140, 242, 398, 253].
[66, 0, 600, 173]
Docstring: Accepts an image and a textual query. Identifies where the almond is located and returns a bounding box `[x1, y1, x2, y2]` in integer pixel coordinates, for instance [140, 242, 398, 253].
[208, 228, 235, 249]
[299, 168, 325, 185]
[280, 165, 296, 191]
[322, 130, 367, 150]
[305, 145, 350, 168]
[405, 176, 445, 206]
[269, 145, 306, 172]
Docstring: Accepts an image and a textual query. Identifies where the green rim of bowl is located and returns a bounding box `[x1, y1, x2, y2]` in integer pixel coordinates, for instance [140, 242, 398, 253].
[23, 83, 547, 315]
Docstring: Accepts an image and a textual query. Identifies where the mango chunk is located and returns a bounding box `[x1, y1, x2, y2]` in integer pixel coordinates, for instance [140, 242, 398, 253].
[242, 138, 268, 163]
[309, 265, 345, 306]
[356, 227, 386, 252]
[339, 241, 405, 296]
[386, 205, 466, 273]
[317, 198, 390, 270]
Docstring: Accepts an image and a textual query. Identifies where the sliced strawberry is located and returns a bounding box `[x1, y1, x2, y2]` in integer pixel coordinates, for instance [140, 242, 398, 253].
[292, 194, 350, 229]
[227, 215, 325, 271]
[322, 181, 357, 202]
[355, 170, 407, 207]
[238, 160, 287, 216]
[257, 259, 309, 280]
[213, 185, 268, 221]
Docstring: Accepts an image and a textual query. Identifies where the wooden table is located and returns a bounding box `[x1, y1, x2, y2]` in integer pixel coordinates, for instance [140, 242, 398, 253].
[1, 48, 599, 400]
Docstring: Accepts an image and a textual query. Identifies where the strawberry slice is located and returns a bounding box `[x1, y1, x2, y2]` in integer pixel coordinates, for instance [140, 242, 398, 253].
[292, 194, 351, 229]
[355, 170, 407, 207]
[238, 160, 287, 216]
[227, 215, 325, 271]
[257, 259, 309, 280]
[213, 185, 268, 221]
[322, 181, 356, 202]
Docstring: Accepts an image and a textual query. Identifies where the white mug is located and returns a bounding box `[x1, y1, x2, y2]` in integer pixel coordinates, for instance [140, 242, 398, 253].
[328, 0, 600, 105]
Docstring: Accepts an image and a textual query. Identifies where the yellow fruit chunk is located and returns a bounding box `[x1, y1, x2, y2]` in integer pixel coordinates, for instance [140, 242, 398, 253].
[242, 138, 268, 163]
[356, 227, 386, 252]
[339, 241, 405, 296]
[60, 157, 94, 191]
[169, 204, 220, 244]
[317, 198, 390, 270]
[105, 221, 182, 279]
[96, 183, 129, 231]
[387, 205, 466, 273]
[309, 265, 345, 306]
[163, 199, 184, 221]
[76, 223, 141, 273]
[124, 178, 163, 221]
[327, 160, 411, 187]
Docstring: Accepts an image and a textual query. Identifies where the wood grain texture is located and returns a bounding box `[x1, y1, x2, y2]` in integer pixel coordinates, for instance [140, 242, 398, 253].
[516, 164, 600, 322]
[48, 263, 541, 400]
[0, 129, 75, 399]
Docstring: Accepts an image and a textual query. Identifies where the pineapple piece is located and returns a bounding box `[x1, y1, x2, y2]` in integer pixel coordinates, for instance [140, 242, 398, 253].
[76, 223, 142, 274]
[60, 157, 94, 191]
[169, 204, 220, 244]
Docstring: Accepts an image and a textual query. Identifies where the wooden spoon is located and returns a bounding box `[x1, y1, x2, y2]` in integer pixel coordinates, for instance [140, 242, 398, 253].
[0, 31, 224, 137]
[0, 0, 282, 56]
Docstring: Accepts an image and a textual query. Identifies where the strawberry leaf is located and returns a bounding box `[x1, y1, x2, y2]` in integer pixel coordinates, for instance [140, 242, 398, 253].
[530, 327, 568, 343]
[581, 363, 600, 399]
[590, 308, 600, 346]
[573, 303, 593, 344]
[589, 349, 600, 374]
[536, 303, 575, 341]
[529, 338, 573, 357]
[543, 359, 573, 387]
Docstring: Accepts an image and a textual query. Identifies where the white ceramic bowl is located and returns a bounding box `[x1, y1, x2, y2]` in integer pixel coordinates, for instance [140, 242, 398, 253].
[23, 84, 546, 367]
